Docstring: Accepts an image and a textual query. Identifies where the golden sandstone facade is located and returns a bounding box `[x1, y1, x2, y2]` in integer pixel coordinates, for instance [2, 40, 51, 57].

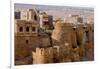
[14, 8, 94, 65]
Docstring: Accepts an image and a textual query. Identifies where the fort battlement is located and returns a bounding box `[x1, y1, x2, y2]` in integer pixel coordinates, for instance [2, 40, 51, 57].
[32, 47, 54, 64]
[32, 42, 73, 64]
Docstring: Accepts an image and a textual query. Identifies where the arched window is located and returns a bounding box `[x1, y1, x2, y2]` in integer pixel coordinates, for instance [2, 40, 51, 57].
[73, 27, 76, 31]
[32, 27, 35, 32]
[92, 30, 94, 32]
[26, 40, 28, 44]
[34, 14, 37, 20]
[85, 31, 89, 42]
[19, 27, 23, 32]
[26, 27, 29, 32]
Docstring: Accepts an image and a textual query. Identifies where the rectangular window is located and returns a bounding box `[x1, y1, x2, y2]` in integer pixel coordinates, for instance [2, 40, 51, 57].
[15, 12, 21, 19]
[26, 27, 29, 32]
[32, 27, 36, 32]
[26, 40, 29, 44]
[19, 27, 23, 32]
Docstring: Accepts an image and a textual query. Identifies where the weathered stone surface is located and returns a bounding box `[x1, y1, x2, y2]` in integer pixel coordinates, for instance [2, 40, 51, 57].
[32, 47, 53, 64]
[85, 42, 94, 60]
[52, 22, 73, 46]
[15, 19, 94, 65]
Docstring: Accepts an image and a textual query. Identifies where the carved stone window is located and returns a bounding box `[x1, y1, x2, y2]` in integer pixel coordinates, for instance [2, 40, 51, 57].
[85, 31, 89, 42]
[19, 27, 23, 32]
[34, 14, 37, 20]
[26, 40, 29, 44]
[26, 27, 29, 32]
[32, 27, 35, 32]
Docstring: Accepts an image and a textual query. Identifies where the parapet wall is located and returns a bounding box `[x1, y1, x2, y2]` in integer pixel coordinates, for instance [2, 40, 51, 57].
[32, 47, 53, 64]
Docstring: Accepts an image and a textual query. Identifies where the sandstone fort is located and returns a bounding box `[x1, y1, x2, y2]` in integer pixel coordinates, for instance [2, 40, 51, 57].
[14, 4, 94, 65]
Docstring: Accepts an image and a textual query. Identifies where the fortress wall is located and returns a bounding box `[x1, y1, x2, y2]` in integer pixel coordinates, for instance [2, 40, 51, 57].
[84, 24, 94, 60]
[52, 22, 73, 46]
[52, 22, 84, 62]
[32, 48, 45, 64]
[15, 34, 51, 60]
[32, 47, 53, 64]
[15, 18, 94, 64]
[15, 36, 31, 60]
[51, 21, 94, 61]
[59, 45, 72, 62]
[53, 46, 61, 63]
[85, 42, 94, 60]
[71, 47, 80, 61]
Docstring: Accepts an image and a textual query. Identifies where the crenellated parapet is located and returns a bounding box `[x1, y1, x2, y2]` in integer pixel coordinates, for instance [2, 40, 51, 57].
[32, 47, 53, 64]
